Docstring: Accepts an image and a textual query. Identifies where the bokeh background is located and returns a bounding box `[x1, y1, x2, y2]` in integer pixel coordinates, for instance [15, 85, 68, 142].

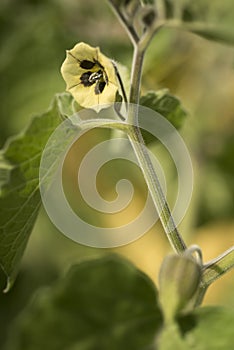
[0, 0, 234, 346]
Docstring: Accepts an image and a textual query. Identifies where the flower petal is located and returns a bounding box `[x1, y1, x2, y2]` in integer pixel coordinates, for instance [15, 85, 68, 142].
[61, 42, 118, 110]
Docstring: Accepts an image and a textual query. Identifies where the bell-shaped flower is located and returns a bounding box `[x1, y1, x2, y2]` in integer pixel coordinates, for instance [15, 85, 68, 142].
[61, 42, 119, 110]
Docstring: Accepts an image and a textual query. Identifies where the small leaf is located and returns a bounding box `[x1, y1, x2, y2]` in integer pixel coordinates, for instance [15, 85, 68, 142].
[5, 255, 163, 350]
[141, 8, 157, 27]
[0, 94, 67, 291]
[56, 92, 78, 118]
[140, 89, 187, 144]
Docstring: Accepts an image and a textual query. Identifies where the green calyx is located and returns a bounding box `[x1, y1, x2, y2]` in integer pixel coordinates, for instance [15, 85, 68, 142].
[158, 252, 202, 324]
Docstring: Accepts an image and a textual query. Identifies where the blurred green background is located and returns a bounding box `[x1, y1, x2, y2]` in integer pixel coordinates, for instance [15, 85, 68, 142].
[0, 0, 234, 347]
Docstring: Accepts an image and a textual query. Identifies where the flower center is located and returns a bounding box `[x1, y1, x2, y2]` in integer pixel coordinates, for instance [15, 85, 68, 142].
[80, 68, 107, 95]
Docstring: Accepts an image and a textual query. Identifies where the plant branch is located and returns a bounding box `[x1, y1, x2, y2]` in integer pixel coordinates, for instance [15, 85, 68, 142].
[194, 246, 234, 306]
[203, 246, 234, 286]
[108, 1, 139, 44]
[78, 119, 128, 132]
[129, 45, 145, 106]
[108, 2, 186, 253]
[126, 39, 187, 254]
[127, 126, 187, 253]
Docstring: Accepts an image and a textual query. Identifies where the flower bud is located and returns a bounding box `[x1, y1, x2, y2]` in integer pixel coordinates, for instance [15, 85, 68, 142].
[142, 8, 157, 27]
[158, 254, 202, 323]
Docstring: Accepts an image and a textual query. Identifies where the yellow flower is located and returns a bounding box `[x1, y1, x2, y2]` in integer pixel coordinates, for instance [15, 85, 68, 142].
[61, 42, 119, 110]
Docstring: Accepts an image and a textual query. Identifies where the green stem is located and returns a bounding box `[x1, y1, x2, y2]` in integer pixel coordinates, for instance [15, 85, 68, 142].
[203, 246, 234, 285]
[108, 1, 139, 45]
[129, 45, 145, 107]
[195, 246, 234, 306]
[126, 45, 187, 254]
[108, 1, 186, 252]
[78, 119, 128, 132]
[127, 126, 187, 253]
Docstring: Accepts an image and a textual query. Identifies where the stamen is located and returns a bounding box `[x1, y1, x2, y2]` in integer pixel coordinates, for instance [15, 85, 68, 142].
[89, 70, 103, 83]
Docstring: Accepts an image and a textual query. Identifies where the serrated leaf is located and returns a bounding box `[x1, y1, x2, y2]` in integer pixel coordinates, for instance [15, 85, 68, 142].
[5, 255, 162, 350]
[0, 94, 68, 291]
[140, 89, 187, 145]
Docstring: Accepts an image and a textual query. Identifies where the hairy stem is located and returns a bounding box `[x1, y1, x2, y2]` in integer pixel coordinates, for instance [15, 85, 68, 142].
[127, 126, 187, 253]
[108, 1, 186, 252]
[129, 46, 145, 107]
[126, 43, 187, 253]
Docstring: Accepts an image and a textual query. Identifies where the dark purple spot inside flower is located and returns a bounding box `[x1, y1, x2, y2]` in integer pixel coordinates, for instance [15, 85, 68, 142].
[80, 60, 96, 69]
[80, 71, 93, 86]
[95, 81, 106, 94]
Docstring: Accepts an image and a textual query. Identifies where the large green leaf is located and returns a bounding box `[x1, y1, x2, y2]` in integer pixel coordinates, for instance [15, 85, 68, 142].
[4, 253, 234, 349]
[0, 93, 72, 291]
[5, 255, 162, 350]
[163, 0, 234, 45]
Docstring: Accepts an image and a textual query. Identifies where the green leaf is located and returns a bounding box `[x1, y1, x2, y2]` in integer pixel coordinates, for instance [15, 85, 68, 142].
[0, 94, 68, 291]
[56, 92, 78, 118]
[178, 306, 234, 349]
[140, 89, 187, 128]
[164, 0, 234, 45]
[5, 255, 162, 350]
[158, 306, 234, 349]
[181, 22, 234, 46]
[140, 89, 187, 145]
